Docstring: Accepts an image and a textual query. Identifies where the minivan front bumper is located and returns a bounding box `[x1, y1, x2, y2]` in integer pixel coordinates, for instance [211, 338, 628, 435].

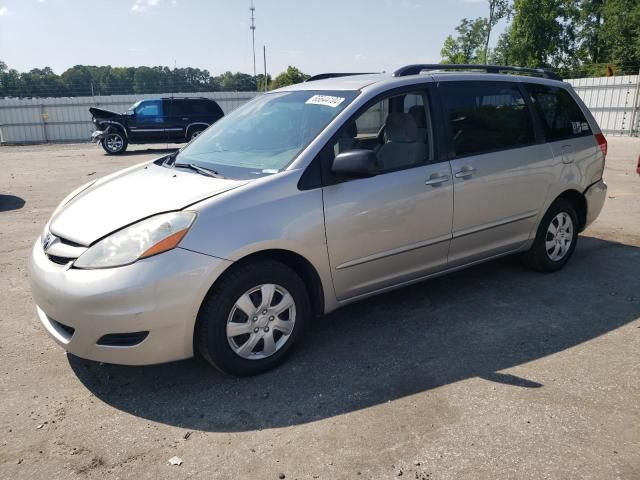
[584, 178, 607, 230]
[28, 240, 231, 365]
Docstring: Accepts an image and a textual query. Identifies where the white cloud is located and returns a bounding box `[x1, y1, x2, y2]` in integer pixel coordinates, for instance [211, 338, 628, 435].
[0, 7, 8, 16]
[131, 0, 160, 13]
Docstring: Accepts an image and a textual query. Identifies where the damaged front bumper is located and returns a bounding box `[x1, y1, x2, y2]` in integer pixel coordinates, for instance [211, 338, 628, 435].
[90, 129, 105, 143]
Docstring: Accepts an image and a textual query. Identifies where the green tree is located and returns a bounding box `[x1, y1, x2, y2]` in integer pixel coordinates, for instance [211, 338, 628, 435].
[133, 66, 164, 93]
[269, 66, 310, 89]
[599, 0, 640, 69]
[0, 62, 312, 97]
[174, 67, 214, 92]
[256, 73, 271, 92]
[60, 65, 95, 95]
[440, 18, 489, 64]
[20, 67, 64, 96]
[108, 67, 136, 95]
[0, 61, 25, 97]
[498, 0, 578, 68]
[489, 26, 513, 64]
[216, 71, 257, 91]
[576, 0, 605, 64]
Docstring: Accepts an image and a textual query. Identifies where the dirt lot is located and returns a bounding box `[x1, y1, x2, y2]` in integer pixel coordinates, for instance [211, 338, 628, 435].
[1, 139, 639, 480]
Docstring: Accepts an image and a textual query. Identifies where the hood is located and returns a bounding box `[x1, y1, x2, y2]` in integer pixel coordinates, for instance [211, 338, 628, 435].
[89, 107, 124, 120]
[49, 163, 247, 245]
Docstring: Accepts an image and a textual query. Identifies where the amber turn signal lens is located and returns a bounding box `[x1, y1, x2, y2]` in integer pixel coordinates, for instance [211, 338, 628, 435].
[140, 228, 190, 259]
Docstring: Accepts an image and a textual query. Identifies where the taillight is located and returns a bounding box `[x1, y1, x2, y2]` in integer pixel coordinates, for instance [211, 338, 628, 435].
[595, 133, 608, 158]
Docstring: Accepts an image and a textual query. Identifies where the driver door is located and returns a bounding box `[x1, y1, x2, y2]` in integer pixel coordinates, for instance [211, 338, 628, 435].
[322, 88, 453, 301]
[129, 99, 167, 143]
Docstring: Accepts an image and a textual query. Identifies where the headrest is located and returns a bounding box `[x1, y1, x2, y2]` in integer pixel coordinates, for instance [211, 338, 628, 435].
[341, 121, 358, 138]
[408, 105, 427, 128]
[385, 113, 418, 143]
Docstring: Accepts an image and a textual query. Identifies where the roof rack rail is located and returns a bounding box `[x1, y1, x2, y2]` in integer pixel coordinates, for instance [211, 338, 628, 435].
[392, 64, 562, 81]
[306, 72, 376, 82]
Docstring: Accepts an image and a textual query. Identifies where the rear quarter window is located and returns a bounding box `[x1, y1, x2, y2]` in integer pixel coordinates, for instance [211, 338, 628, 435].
[166, 99, 224, 117]
[525, 84, 591, 141]
[200, 100, 224, 116]
[165, 99, 191, 116]
[440, 82, 536, 158]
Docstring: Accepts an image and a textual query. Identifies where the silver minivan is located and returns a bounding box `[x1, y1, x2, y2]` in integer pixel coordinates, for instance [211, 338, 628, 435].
[28, 65, 608, 376]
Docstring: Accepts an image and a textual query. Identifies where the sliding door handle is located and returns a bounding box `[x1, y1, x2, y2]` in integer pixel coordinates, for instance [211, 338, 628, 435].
[454, 167, 477, 179]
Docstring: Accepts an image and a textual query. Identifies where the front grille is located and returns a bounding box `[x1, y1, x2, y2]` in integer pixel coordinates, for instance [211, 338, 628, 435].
[43, 234, 84, 265]
[50, 318, 75, 340]
[96, 332, 149, 347]
[46, 254, 73, 265]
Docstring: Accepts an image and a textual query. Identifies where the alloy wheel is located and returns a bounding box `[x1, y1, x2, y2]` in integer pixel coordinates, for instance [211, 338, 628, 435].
[104, 133, 124, 153]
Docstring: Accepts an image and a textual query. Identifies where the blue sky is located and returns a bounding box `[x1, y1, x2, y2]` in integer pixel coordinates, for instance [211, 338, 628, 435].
[0, 0, 503, 76]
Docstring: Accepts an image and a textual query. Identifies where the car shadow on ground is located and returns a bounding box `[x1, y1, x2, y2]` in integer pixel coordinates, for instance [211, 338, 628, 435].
[0, 194, 25, 212]
[69, 236, 640, 432]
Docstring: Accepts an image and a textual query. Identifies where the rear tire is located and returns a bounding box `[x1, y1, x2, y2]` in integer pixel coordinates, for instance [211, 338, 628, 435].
[101, 131, 128, 155]
[523, 199, 578, 272]
[196, 260, 310, 376]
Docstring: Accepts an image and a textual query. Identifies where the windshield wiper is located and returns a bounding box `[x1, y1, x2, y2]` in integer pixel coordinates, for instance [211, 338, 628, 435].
[174, 162, 225, 179]
[163, 151, 178, 166]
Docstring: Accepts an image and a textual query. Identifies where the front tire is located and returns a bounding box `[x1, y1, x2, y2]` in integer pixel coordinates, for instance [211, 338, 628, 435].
[523, 199, 578, 272]
[196, 260, 310, 376]
[101, 131, 128, 155]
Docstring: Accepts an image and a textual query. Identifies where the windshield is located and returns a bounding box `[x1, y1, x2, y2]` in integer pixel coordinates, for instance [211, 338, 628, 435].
[125, 100, 141, 115]
[174, 90, 358, 179]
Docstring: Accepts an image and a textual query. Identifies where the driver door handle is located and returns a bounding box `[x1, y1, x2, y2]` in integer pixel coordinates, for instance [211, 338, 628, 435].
[425, 174, 450, 186]
[455, 167, 477, 179]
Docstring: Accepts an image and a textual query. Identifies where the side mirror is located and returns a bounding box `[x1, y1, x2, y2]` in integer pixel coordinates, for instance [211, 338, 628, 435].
[331, 150, 379, 179]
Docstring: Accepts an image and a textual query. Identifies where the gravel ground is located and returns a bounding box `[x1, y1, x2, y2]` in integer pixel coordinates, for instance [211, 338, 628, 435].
[0, 139, 639, 480]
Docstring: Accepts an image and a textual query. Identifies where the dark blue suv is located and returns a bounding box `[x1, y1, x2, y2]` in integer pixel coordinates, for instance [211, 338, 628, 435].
[90, 97, 224, 154]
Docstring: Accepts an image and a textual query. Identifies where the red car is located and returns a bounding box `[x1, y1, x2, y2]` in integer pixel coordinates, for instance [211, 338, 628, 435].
[637, 154, 640, 176]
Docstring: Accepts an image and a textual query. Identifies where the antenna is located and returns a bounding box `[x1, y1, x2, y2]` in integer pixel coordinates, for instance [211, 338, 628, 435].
[250, 0, 257, 80]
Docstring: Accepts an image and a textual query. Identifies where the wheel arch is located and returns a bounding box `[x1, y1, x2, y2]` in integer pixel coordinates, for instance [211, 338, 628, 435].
[102, 121, 128, 138]
[191, 248, 326, 361]
[205, 248, 325, 319]
[555, 189, 587, 232]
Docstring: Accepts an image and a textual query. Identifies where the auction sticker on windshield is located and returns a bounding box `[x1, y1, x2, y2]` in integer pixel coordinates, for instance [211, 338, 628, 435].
[305, 95, 346, 108]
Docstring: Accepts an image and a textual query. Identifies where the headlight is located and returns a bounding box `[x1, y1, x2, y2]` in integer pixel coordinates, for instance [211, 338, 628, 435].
[74, 211, 196, 269]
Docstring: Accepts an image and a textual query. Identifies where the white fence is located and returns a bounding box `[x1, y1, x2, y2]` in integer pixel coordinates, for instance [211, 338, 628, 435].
[566, 75, 640, 136]
[1, 75, 639, 144]
[0, 91, 259, 144]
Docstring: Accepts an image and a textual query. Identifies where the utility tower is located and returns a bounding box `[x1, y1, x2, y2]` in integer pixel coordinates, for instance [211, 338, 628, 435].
[250, 0, 257, 79]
